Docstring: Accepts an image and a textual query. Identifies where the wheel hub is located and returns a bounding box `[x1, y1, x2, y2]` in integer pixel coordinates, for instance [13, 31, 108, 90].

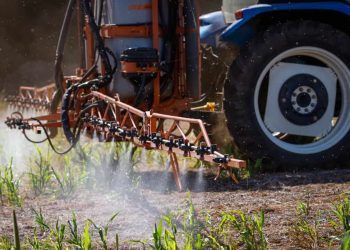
[264, 62, 337, 138]
[278, 74, 328, 126]
[292, 86, 317, 114]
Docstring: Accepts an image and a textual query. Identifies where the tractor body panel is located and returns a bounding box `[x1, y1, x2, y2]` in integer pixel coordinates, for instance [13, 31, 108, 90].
[219, 1, 350, 46]
[200, 11, 227, 47]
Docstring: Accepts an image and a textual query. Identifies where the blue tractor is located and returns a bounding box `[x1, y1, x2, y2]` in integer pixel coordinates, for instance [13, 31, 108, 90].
[201, 0, 350, 168]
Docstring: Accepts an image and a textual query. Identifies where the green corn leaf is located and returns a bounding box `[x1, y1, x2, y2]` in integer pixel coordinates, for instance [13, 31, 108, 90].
[342, 231, 350, 250]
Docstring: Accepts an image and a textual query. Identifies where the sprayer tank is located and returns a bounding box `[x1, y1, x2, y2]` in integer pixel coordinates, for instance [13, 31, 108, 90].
[97, 0, 164, 99]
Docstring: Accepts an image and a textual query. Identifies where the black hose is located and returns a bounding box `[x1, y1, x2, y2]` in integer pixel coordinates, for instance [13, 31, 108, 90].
[50, 0, 77, 137]
[54, 0, 77, 95]
[23, 102, 100, 155]
[61, 0, 117, 144]
[28, 117, 82, 155]
[82, 0, 113, 79]
[23, 130, 48, 144]
[61, 85, 78, 143]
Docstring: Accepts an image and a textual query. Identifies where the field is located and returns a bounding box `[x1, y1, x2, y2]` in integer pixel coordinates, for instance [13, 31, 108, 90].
[1, 107, 350, 249]
[2, 0, 350, 249]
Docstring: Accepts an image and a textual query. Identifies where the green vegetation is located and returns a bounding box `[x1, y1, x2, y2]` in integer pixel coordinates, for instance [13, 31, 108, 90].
[332, 194, 350, 232]
[289, 201, 322, 249]
[0, 160, 21, 207]
[88, 213, 120, 250]
[288, 195, 350, 249]
[3, 196, 267, 249]
[330, 193, 350, 249]
[219, 210, 266, 249]
[28, 147, 53, 195]
[1, 141, 350, 249]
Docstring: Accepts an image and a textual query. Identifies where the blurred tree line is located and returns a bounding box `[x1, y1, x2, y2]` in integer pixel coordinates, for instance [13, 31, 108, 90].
[0, 0, 221, 93]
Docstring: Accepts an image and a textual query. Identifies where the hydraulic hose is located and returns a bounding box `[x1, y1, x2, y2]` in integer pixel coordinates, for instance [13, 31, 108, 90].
[49, 0, 77, 138]
[82, 0, 113, 80]
[24, 102, 99, 155]
[54, 0, 77, 99]
[61, 84, 78, 143]
[61, 0, 117, 143]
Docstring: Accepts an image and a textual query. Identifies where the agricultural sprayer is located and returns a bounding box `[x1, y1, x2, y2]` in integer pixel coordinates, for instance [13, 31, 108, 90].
[5, 0, 350, 189]
[4, 0, 246, 191]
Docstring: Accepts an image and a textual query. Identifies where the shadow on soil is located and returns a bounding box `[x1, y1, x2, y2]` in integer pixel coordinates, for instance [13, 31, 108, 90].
[136, 168, 350, 193]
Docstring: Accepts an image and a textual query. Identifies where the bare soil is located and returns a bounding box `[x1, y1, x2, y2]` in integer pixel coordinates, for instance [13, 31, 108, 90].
[1, 167, 350, 249]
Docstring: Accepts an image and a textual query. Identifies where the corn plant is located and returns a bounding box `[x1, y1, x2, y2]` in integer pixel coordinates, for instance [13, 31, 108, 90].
[149, 195, 225, 250]
[32, 208, 67, 250]
[297, 201, 311, 217]
[31, 209, 93, 250]
[327, 194, 350, 248]
[67, 212, 82, 248]
[219, 210, 267, 250]
[332, 195, 350, 233]
[151, 222, 166, 250]
[32, 208, 50, 232]
[198, 212, 230, 249]
[164, 215, 179, 250]
[82, 221, 92, 250]
[28, 147, 52, 195]
[183, 196, 203, 249]
[342, 231, 350, 250]
[148, 194, 251, 250]
[150, 214, 180, 250]
[0, 160, 22, 207]
[290, 215, 321, 249]
[50, 220, 66, 250]
[289, 202, 322, 249]
[88, 212, 119, 250]
[51, 165, 78, 198]
[0, 236, 13, 250]
[27, 228, 41, 250]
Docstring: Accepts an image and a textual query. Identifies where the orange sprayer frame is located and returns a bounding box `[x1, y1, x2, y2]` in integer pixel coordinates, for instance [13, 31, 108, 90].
[4, 0, 246, 191]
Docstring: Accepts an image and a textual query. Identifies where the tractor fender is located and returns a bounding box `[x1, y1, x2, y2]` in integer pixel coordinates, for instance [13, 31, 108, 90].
[200, 11, 228, 47]
[220, 1, 350, 46]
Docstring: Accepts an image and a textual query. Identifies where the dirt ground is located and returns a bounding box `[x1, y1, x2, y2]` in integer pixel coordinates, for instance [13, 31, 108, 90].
[1, 166, 350, 249]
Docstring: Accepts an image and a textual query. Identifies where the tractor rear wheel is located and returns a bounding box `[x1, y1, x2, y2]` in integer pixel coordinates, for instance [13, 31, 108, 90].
[224, 20, 350, 168]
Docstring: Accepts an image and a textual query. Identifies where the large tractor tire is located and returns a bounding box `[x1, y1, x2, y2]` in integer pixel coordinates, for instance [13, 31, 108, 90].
[224, 20, 350, 168]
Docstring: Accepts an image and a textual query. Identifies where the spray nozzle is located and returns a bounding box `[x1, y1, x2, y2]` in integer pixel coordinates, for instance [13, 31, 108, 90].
[213, 154, 230, 164]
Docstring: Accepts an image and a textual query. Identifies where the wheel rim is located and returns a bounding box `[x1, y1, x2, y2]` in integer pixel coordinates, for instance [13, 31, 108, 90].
[254, 46, 350, 155]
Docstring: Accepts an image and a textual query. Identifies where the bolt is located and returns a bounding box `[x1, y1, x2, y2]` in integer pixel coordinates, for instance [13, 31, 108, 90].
[311, 103, 315, 107]
[312, 95, 316, 99]
[297, 107, 301, 112]
[292, 101, 296, 105]
[305, 108, 309, 113]
[299, 87, 304, 92]
[307, 88, 311, 93]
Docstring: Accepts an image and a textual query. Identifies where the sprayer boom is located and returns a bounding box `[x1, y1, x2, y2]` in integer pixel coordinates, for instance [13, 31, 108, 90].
[5, 91, 245, 168]
[5, 90, 245, 191]
[5, 83, 56, 111]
